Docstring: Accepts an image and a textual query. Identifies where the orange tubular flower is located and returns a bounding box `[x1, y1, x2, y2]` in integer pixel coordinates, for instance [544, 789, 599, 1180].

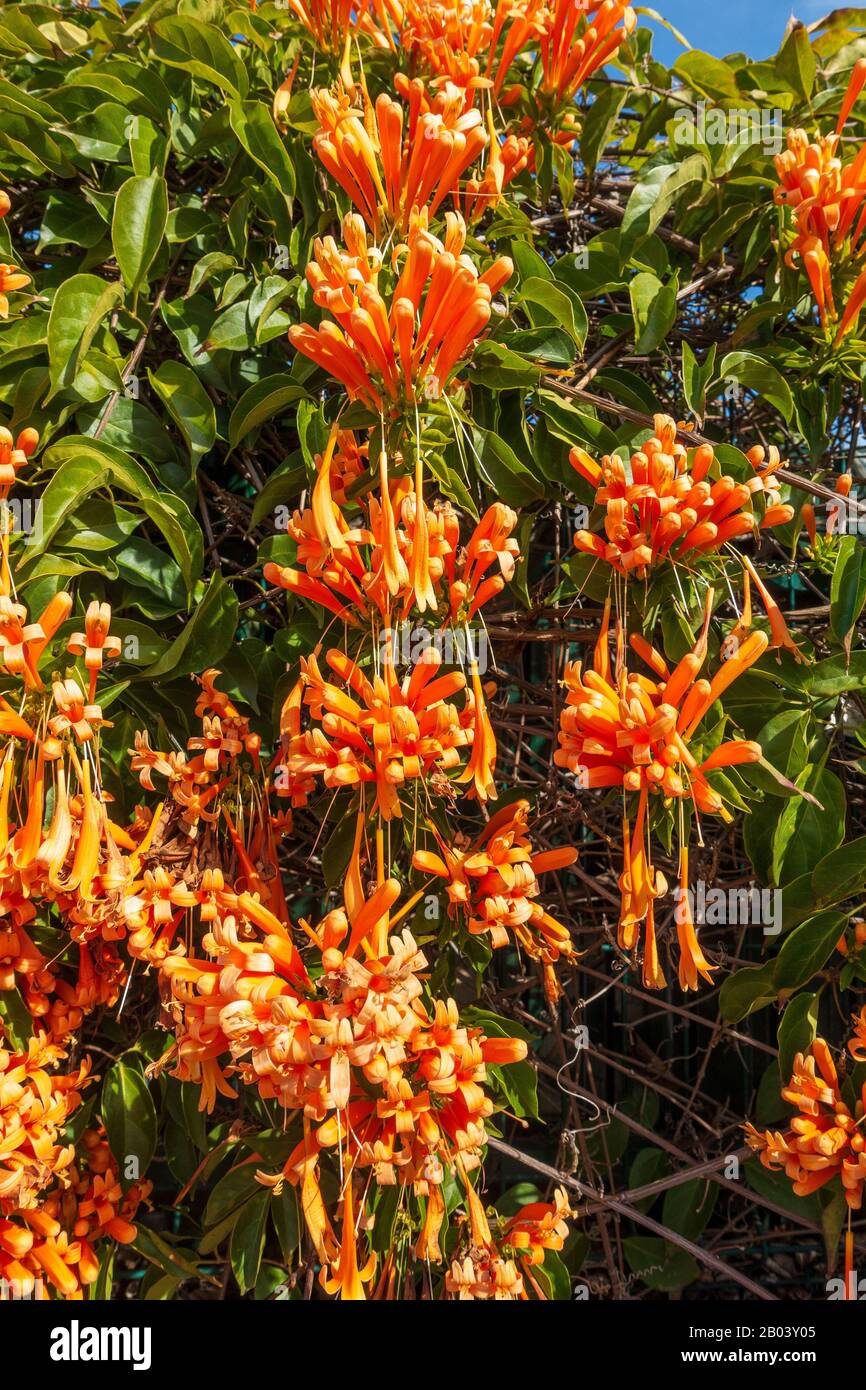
[0, 264, 30, 318]
[400, 0, 497, 93]
[504, 1185, 573, 1267]
[288, 212, 512, 409]
[570, 414, 793, 580]
[0, 425, 38, 502]
[285, 0, 395, 67]
[312, 80, 490, 235]
[413, 798, 577, 983]
[850, 1006, 866, 1062]
[555, 595, 767, 989]
[67, 602, 121, 704]
[286, 647, 474, 819]
[0, 591, 73, 690]
[745, 1040, 866, 1210]
[538, 1, 636, 108]
[774, 61, 866, 336]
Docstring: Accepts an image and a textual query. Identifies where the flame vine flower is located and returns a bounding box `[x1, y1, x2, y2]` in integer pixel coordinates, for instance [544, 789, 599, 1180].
[289, 211, 512, 410]
[0, 1032, 149, 1299]
[774, 59, 866, 340]
[413, 798, 577, 1000]
[555, 594, 768, 989]
[745, 1038, 866, 1210]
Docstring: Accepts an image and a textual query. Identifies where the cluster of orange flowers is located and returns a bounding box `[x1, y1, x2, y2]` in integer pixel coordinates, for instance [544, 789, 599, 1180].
[264, 429, 519, 625]
[413, 798, 578, 998]
[570, 419, 794, 576]
[254, 3, 606, 1294]
[290, 211, 511, 409]
[311, 79, 528, 233]
[160, 898, 529, 1296]
[293, 0, 634, 168]
[745, 1035, 866, 1212]
[774, 59, 866, 339]
[0, 1032, 149, 1298]
[0, 502, 134, 1040]
[555, 593, 767, 989]
[569, 415, 803, 662]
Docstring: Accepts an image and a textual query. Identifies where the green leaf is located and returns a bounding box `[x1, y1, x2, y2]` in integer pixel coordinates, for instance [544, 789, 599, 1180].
[271, 1187, 301, 1263]
[776, 22, 816, 101]
[719, 351, 794, 423]
[112, 175, 168, 292]
[812, 835, 866, 904]
[37, 437, 203, 596]
[0, 988, 34, 1048]
[204, 1163, 263, 1228]
[621, 155, 709, 256]
[47, 274, 123, 398]
[230, 1190, 269, 1294]
[772, 765, 845, 885]
[774, 909, 849, 993]
[101, 1062, 157, 1182]
[469, 424, 546, 505]
[503, 326, 575, 367]
[24, 456, 108, 556]
[673, 51, 742, 101]
[321, 803, 359, 888]
[39, 191, 106, 251]
[132, 1226, 208, 1283]
[719, 960, 778, 1022]
[88, 1246, 115, 1300]
[138, 573, 238, 679]
[623, 1235, 699, 1291]
[518, 276, 587, 347]
[580, 86, 627, 175]
[662, 1179, 717, 1243]
[821, 1186, 848, 1269]
[777, 992, 819, 1081]
[148, 361, 216, 465]
[229, 100, 295, 199]
[228, 375, 307, 449]
[152, 17, 249, 98]
[681, 341, 717, 423]
[535, 1248, 572, 1300]
[630, 271, 678, 352]
[830, 535, 866, 641]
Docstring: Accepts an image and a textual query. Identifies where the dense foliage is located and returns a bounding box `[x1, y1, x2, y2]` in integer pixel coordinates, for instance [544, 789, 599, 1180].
[2, 0, 866, 1302]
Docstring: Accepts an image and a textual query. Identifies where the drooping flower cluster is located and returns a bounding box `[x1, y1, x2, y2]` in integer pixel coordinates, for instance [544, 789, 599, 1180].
[570, 416, 794, 577]
[413, 798, 577, 998]
[556, 594, 767, 989]
[745, 1038, 866, 1210]
[146, 870, 528, 1297]
[0, 450, 136, 1043]
[774, 60, 866, 339]
[316, 71, 533, 230]
[0, 1032, 148, 1299]
[284, 647, 487, 818]
[289, 212, 511, 409]
[264, 438, 519, 626]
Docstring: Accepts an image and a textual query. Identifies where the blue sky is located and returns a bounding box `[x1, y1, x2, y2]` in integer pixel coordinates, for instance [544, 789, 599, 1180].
[644, 1, 819, 65]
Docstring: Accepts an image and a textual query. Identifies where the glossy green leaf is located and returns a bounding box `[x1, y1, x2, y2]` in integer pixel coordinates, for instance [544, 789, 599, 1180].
[101, 1062, 157, 1182]
[148, 361, 217, 464]
[112, 175, 168, 291]
[152, 17, 249, 98]
[47, 274, 123, 397]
